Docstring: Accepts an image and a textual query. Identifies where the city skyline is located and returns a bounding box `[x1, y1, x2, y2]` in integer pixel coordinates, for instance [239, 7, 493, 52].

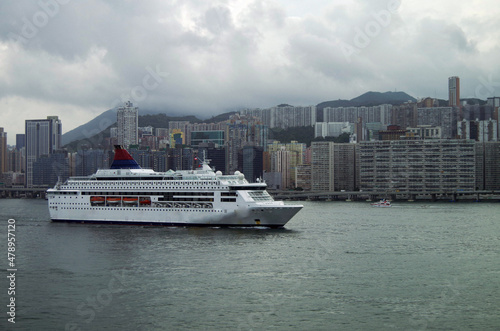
[1, 0, 499, 143]
[0, 84, 494, 146]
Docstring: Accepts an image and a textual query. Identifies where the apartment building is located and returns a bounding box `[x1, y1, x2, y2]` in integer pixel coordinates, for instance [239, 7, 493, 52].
[357, 140, 476, 193]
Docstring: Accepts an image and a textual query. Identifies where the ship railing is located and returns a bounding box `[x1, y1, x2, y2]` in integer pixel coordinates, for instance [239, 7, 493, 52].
[153, 201, 213, 209]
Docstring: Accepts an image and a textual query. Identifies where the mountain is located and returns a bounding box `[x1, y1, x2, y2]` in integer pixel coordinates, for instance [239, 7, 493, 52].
[63, 91, 417, 145]
[138, 114, 202, 128]
[62, 108, 117, 146]
[315, 91, 417, 121]
[317, 91, 416, 110]
[62, 109, 238, 146]
[349, 91, 416, 106]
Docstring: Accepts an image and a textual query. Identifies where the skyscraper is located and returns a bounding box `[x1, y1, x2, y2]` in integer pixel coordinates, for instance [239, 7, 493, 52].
[0, 128, 7, 174]
[311, 142, 356, 191]
[25, 116, 62, 187]
[117, 101, 138, 148]
[448, 76, 460, 107]
[16, 134, 25, 151]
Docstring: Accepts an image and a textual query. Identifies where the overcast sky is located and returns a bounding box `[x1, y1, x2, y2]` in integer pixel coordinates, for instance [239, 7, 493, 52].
[1, 0, 500, 143]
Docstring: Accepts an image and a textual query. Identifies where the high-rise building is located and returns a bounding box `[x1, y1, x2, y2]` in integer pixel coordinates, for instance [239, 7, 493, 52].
[117, 101, 138, 148]
[7, 148, 24, 173]
[190, 131, 224, 147]
[417, 107, 458, 138]
[295, 164, 312, 190]
[73, 149, 108, 176]
[391, 102, 418, 129]
[25, 116, 62, 187]
[32, 151, 69, 187]
[314, 122, 352, 138]
[267, 141, 306, 189]
[16, 134, 25, 151]
[241, 145, 263, 183]
[311, 142, 356, 191]
[449, 76, 460, 107]
[476, 142, 500, 190]
[0, 128, 7, 174]
[323, 104, 392, 126]
[357, 140, 476, 193]
[224, 118, 268, 174]
[198, 144, 226, 174]
[241, 105, 316, 129]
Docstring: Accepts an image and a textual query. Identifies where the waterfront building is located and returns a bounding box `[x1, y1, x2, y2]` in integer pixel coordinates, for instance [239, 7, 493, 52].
[32, 151, 69, 187]
[25, 116, 62, 187]
[311, 142, 356, 191]
[357, 140, 476, 193]
[263, 171, 282, 190]
[0, 171, 24, 187]
[266, 141, 306, 189]
[475, 142, 500, 190]
[7, 148, 25, 173]
[117, 101, 138, 148]
[295, 163, 312, 191]
[269, 148, 292, 189]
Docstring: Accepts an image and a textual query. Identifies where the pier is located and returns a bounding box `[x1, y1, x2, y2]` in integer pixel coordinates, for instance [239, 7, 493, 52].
[0, 187, 48, 199]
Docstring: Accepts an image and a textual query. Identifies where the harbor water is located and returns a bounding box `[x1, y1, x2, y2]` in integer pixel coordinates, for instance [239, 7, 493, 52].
[1, 199, 499, 330]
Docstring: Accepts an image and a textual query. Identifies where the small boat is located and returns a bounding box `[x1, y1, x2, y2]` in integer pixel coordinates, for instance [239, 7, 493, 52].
[371, 199, 392, 207]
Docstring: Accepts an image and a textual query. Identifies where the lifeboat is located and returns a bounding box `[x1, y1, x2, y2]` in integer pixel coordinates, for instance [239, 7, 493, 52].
[106, 197, 122, 204]
[139, 198, 151, 205]
[123, 197, 138, 204]
[90, 196, 105, 204]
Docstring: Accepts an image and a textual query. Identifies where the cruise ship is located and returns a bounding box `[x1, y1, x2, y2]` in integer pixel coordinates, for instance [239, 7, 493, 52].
[47, 146, 302, 227]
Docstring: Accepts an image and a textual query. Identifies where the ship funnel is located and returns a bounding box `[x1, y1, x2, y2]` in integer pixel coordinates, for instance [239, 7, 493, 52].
[110, 145, 142, 169]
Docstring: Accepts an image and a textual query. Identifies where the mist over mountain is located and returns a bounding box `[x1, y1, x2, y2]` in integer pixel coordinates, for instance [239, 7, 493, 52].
[62, 91, 417, 145]
[317, 91, 417, 110]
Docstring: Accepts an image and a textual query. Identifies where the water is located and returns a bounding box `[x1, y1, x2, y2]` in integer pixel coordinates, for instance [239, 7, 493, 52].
[1, 199, 499, 330]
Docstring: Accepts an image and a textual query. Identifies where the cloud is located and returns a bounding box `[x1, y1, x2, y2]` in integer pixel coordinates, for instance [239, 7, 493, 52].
[0, 0, 499, 143]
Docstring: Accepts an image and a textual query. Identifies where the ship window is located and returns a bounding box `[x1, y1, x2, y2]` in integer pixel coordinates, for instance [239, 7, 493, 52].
[221, 198, 236, 202]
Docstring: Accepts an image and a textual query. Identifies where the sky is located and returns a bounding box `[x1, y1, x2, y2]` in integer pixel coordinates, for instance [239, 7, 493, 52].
[1, 0, 500, 144]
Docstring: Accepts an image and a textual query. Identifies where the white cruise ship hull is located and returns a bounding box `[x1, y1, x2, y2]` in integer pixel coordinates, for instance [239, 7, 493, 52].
[49, 203, 301, 227]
